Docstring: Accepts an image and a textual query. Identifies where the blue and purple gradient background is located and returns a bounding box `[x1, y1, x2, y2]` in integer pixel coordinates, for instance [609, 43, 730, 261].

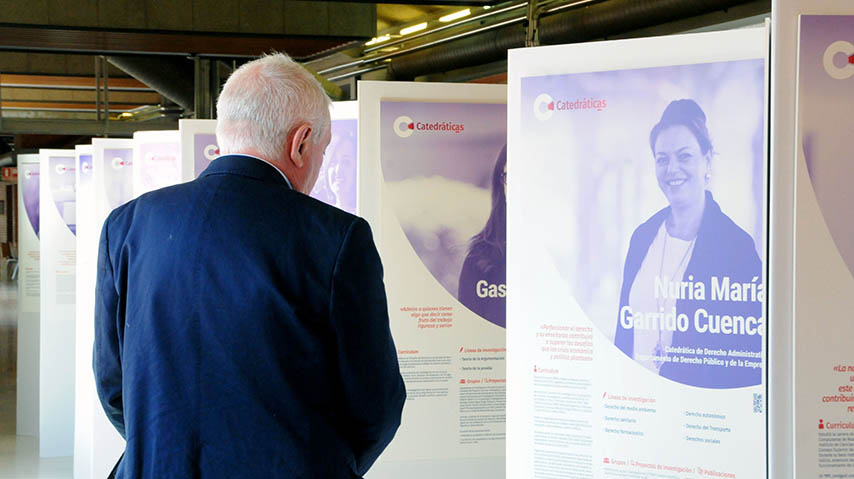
[799, 15, 854, 279]
[21, 163, 40, 238]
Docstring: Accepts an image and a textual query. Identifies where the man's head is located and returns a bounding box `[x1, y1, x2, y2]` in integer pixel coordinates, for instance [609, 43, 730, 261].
[216, 53, 332, 193]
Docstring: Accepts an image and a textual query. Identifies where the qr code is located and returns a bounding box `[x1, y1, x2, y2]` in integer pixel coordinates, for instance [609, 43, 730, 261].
[753, 393, 763, 414]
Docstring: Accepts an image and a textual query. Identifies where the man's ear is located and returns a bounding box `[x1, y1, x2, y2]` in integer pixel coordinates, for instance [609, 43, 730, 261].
[288, 123, 313, 168]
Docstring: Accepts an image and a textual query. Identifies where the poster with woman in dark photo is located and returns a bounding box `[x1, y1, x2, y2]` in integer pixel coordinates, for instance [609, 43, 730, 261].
[380, 101, 507, 329]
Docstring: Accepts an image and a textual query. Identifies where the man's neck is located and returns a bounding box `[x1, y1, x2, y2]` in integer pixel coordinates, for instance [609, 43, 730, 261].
[221, 150, 295, 190]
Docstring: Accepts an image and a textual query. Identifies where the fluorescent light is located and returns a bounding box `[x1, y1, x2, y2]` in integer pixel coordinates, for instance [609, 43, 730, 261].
[365, 34, 391, 46]
[483, 5, 491, 9]
[440, 9, 471, 22]
[400, 22, 428, 36]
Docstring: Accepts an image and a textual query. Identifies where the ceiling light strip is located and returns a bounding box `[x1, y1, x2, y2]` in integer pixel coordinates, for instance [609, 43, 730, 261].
[440, 9, 471, 23]
[360, 1, 526, 56]
[325, 16, 524, 80]
[400, 22, 428, 36]
[319, 0, 600, 78]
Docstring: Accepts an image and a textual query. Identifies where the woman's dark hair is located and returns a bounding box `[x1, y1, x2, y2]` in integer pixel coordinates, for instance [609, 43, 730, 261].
[649, 99, 713, 155]
[468, 145, 507, 272]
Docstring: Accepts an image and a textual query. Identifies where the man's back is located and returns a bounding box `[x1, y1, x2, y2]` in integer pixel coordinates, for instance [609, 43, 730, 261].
[94, 155, 406, 478]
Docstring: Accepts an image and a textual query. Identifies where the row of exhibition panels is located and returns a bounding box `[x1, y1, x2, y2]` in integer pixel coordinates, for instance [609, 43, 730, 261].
[16, 7, 854, 479]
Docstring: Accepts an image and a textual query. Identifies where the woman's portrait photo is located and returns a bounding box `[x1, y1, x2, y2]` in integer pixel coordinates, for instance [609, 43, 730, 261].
[380, 101, 507, 329]
[519, 58, 766, 388]
[458, 146, 507, 328]
[310, 118, 357, 214]
[614, 99, 763, 388]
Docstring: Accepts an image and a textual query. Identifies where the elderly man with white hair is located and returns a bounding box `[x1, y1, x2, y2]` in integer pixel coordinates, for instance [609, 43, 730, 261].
[93, 53, 406, 479]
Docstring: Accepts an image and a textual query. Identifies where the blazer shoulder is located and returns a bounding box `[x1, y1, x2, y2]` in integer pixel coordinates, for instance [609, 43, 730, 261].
[102, 196, 140, 235]
[629, 206, 668, 249]
[291, 192, 363, 231]
[705, 207, 761, 268]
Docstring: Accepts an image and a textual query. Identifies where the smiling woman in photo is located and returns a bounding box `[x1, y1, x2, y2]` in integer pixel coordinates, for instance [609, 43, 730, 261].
[614, 99, 762, 388]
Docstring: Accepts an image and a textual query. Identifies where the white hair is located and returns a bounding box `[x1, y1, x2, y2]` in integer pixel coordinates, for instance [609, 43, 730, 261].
[216, 52, 331, 161]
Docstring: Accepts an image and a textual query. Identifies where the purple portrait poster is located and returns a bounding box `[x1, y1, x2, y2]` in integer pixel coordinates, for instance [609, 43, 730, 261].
[103, 149, 133, 210]
[310, 118, 357, 214]
[49, 156, 77, 236]
[193, 134, 219, 177]
[20, 163, 40, 238]
[380, 101, 507, 329]
[519, 60, 766, 389]
[507, 30, 768, 479]
[368, 87, 507, 471]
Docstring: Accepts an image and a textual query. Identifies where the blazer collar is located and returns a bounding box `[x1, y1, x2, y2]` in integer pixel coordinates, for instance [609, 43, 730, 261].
[199, 154, 293, 189]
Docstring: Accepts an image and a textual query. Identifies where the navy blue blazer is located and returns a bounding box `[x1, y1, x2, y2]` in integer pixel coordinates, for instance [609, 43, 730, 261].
[615, 192, 763, 389]
[94, 155, 406, 478]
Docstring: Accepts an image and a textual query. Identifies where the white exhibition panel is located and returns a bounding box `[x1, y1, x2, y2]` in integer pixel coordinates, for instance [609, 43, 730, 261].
[178, 119, 218, 182]
[792, 10, 854, 478]
[39, 148, 78, 457]
[359, 81, 507, 479]
[768, 6, 797, 477]
[310, 101, 359, 214]
[73, 138, 133, 478]
[132, 130, 182, 197]
[73, 145, 95, 479]
[770, 3, 854, 477]
[16, 153, 40, 438]
[507, 28, 768, 479]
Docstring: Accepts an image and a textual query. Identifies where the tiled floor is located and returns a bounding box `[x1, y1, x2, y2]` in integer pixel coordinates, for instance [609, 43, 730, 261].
[0, 280, 73, 478]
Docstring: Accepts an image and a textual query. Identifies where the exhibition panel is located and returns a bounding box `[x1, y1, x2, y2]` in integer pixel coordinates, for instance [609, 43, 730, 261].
[768, 6, 796, 477]
[72, 138, 134, 477]
[507, 27, 768, 479]
[132, 131, 182, 197]
[769, 2, 854, 476]
[359, 81, 506, 479]
[73, 144, 95, 479]
[793, 12, 854, 477]
[16, 153, 40, 439]
[38, 148, 78, 457]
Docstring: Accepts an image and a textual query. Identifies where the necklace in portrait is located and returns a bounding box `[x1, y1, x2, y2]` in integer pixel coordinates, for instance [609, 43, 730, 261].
[652, 227, 696, 369]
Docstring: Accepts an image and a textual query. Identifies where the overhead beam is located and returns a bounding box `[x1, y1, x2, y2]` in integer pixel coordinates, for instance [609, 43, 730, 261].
[0, 73, 152, 91]
[2, 101, 148, 112]
[0, 118, 178, 136]
[326, 0, 500, 4]
[0, 25, 359, 59]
